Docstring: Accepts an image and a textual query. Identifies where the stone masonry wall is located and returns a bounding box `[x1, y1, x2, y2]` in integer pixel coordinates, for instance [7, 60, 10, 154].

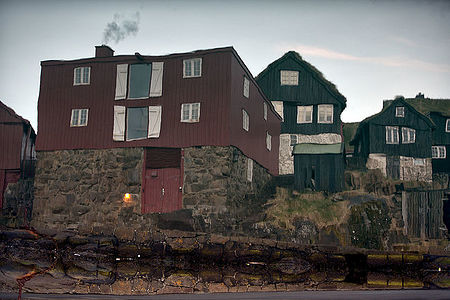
[183, 146, 271, 231]
[399, 156, 432, 182]
[32, 146, 272, 238]
[32, 148, 147, 235]
[366, 153, 387, 176]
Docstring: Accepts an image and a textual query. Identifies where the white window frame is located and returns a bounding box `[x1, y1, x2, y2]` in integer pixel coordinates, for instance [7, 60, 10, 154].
[446, 119, 450, 132]
[243, 77, 250, 98]
[73, 67, 91, 85]
[70, 108, 89, 127]
[271, 101, 284, 121]
[180, 103, 201, 123]
[247, 158, 253, 182]
[402, 127, 416, 144]
[242, 109, 249, 131]
[266, 132, 272, 151]
[297, 105, 313, 124]
[395, 106, 405, 117]
[183, 58, 202, 78]
[386, 126, 399, 144]
[263, 102, 267, 121]
[317, 104, 333, 124]
[280, 70, 299, 86]
[413, 158, 425, 166]
[432, 146, 446, 159]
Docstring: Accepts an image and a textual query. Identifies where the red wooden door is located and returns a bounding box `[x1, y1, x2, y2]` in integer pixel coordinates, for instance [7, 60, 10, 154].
[143, 167, 182, 213]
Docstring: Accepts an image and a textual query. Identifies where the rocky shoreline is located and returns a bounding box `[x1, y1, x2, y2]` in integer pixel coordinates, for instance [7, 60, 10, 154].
[1, 227, 449, 296]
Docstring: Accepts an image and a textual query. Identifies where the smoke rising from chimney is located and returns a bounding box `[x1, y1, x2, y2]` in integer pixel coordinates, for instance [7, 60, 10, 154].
[103, 12, 140, 44]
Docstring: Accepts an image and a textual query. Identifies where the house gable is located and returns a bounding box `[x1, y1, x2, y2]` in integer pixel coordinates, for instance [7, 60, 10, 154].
[256, 51, 346, 136]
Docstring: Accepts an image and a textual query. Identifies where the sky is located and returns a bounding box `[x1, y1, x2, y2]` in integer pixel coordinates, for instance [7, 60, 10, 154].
[0, 0, 449, 130]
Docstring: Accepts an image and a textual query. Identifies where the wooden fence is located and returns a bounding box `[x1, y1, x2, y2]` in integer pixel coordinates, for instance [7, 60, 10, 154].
[402, 190, 447, 239]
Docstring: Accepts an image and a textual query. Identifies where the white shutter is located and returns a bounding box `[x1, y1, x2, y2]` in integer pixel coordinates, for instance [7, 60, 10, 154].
[149, 62, 164, 97]
[148, 106, 162, 138]
[113, 106, 125, 141]
[247, 158, 253, 182]
[115, 64, 128, 100]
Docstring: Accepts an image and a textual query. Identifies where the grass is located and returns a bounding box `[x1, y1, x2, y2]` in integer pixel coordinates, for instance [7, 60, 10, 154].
[265, 187, 349, 230]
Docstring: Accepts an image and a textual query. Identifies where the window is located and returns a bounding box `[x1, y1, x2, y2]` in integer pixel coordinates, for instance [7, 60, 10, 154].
[113, 105, 161, 141]
[432, 146, 446, 159]
[297, 105, 313, 123]
[247, 158, 253, 182]
[414, 158, 425, 166]
[395, 106, 405, 117]
[115, 62, 164, 100]
[263, 102, 267, 121]
[290, 134, 297, 146]
[183, 58, 202, 78]
[271, 101, 284, 121]
[402, 127, 416, 144]
[446, 119, 450, 132]
[243, 77, 250, 98]
[128, 64, 152, 99]
[242, 109, 249, 131]
[386, 126, 399, 144]
[70, 109, 88, 127]
[181, 103, 200, 123]
[318, 104, 333, 123]
[73, 67, 90, 85]
[280, 70, 298, 86]
[266, 132, 272, 151]
[127, 107, 148, 140]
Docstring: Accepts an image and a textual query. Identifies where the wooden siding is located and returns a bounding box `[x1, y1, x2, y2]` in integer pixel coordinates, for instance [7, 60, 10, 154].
[402, 190, 445, 239]
[256, 55, 343, 136]
[294, 154, 344, 192]
[0, 124, 22, 170]
[432, 145, 450, 173]
[229, 55, 280, 175]
[36, 47, 279, 175]
[353, 99, 433, 159]
[37, 50, 232, 151]
[283, 102, 342, 135]
[430, 112, 450, 145]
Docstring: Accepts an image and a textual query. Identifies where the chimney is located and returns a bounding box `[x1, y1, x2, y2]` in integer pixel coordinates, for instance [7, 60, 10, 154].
[95, 45, 114, 58]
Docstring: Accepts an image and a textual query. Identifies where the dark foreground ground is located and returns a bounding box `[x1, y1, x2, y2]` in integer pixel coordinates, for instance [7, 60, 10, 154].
[1, 290, 450, 300]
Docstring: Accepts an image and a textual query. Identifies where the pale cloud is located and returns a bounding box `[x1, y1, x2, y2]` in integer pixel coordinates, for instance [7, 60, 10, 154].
[389, 36, 418, 47]
[279, 45, 450, 73]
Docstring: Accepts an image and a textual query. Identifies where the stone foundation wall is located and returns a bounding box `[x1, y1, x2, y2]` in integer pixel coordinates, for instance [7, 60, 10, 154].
[0, 178, 34, 227]
[279, 134, 294, 175]
[366, 153, 387, 176]
[32, 146, 272, 238]
[32, 148, 146, 235]
[183, 146, 271, 231]
[399, 156, 432, 182]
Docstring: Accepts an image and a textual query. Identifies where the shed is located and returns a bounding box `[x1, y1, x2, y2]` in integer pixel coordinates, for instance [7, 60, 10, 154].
[293, 143, 344, 192]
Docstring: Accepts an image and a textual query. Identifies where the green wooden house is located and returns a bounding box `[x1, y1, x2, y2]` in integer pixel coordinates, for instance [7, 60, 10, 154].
[256, 51, 347, 180]
[382, 93, 450, 175]
[350, 96, 435, 181]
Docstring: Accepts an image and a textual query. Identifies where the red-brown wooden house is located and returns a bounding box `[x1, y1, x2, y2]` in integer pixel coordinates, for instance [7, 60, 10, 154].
[0, 101, 36, 209]
[32, 46, 280, 234]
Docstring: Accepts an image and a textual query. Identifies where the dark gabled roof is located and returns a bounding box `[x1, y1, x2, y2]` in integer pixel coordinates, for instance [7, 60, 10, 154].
[384, 96, 450, 117]
[350, 97, 434, 145]
[256, 51, 347, 108]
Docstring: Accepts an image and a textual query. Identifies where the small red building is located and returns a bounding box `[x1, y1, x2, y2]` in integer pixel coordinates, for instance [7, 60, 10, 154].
[32, 46, 280, 234]
[0, 101, 36, 209]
